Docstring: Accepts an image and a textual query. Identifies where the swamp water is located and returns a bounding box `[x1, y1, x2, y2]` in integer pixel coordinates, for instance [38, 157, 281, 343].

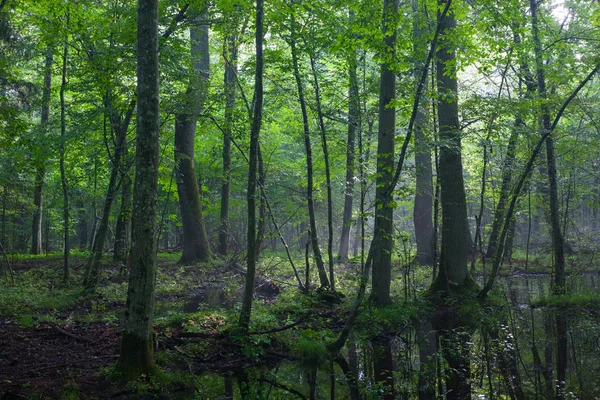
[188, 274, 600, 399]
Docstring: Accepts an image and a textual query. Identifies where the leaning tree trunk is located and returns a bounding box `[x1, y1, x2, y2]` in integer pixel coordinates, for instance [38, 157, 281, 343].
[32, 46, 53, 255]
[218, 32, 238, 256]
[412, 0, 434, 266]
[117, 0, 160, 379]
[238, 0, 264, 333]
[338, 33, 359, 262]
[289, 16, 329, 289]
[371, 0, 399, 306]
[175, 12, 212, 265]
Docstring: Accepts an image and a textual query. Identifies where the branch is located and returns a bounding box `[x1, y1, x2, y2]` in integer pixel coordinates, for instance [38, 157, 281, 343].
[479, 63, 600, 300]
[387, 0, 452, 196]
[161, 3, 190, 40]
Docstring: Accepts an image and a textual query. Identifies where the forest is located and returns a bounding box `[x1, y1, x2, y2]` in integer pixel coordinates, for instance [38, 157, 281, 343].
[0, 0, 599, 398]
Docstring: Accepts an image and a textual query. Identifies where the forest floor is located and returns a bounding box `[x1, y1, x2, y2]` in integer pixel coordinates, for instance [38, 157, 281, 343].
[0, 253, 346, 399]
[1, 251, 599, 399]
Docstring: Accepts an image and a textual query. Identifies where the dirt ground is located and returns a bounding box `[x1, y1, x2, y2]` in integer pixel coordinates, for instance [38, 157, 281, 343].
[0, 321, 121, 399]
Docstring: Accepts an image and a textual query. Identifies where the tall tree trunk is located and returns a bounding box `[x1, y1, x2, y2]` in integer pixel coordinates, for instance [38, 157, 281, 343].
[238, 0, 264, 333]
[530, 2, 568, 396]
[289, 15, 329, 289]
[117, 0, 160, 379]
[308, 48, 335, 291]
[175, 12, 212, 265]
[432, 0, 469, 290]
[338, 33, 359, 262]
[59, 20, 70, 281]
[32, 46, 53, 255]
[412, 0, 434, 266]
[529, 0, 565, 294]
[371, 0, 399, 306]
[218, 32, 238, 256]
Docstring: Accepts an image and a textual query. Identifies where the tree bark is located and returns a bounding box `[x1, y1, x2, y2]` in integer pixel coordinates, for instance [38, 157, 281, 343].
[432, 0, 469, 290]
[175, 12, 212, 265]
[117, 0, 160, 379]
[412, 0, 434, 266]
[238, 0, 264, 333]
[289, 16, 329, 289]
[218, 32, 238, 256]
[32, 46, 53, 255]
[371, 0, 399, 306]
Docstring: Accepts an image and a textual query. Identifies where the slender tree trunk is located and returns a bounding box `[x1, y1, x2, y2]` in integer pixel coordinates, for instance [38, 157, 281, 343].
[114, 170, 132, 263]
[219, 32, 238, 256]
[308, 48, 335, 291]
[32, 46, 53, 255]
[338, 36, 359, 262]
[117, 0, 160, 379]
[371, 0, 399, 306]
[412, 0, 434, 267]
[83, 100, 134, 289]
[486, 117, 521, 258]
[529, 0, 566, 294]
[255, 144, 267, 255]
[59, 22, 70, 281]
[289, 16, 329, 289]
[238, 0, 264, 333]
[175, 13, 212, 265]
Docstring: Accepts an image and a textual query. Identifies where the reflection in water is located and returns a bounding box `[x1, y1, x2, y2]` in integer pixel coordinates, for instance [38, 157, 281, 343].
[196, 275, 599, 399]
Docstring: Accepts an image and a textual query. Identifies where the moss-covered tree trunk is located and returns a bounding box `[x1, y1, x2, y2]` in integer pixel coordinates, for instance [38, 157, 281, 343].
[117, 0, 160, 379]
[371, 0, 399, 306]
[175, 12, 212, 265]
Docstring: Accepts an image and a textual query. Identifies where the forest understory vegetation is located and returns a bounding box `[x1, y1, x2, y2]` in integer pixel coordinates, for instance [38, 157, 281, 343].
[1, 250, 600, 398]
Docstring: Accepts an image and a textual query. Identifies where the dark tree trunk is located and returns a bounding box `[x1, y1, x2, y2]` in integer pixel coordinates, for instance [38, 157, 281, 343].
[412, 0, 434, 266]
[175, 12, 212, 265]
[32, 46, 53, 255]
[372, 337, 396, 400]
[59, 24, 70, 281]
[117, 0, 160, 379]
[432, 0, 469, 290]
[238, 0, 264, 333]
[218, 32, 237, 256]
[255, 144, 267, 256]
[371, 0, 399, 306]
[289, 16, 329, 289]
